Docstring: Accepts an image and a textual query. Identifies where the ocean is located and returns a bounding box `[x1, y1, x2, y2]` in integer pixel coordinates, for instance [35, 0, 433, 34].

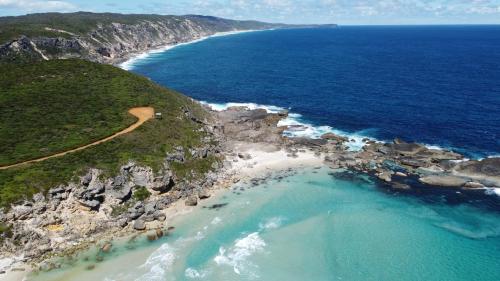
[30, 168, 500, 281]
[125, 26, 500, 157]
[29, 26, 500, 280]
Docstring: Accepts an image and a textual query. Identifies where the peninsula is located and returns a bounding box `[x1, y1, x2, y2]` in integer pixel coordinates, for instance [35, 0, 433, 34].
[0, 12, 497, 279]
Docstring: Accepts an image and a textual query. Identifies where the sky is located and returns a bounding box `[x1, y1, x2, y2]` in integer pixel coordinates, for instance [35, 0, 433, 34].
[1, 0, 500, 25]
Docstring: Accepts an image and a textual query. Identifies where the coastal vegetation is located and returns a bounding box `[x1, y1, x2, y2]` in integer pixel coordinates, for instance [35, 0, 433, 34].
[0, 12, 277, 43]
[0, 59, 213, 208]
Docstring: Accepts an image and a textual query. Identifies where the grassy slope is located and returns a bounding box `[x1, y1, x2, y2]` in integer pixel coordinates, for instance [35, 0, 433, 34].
[0, 59, 215, 208]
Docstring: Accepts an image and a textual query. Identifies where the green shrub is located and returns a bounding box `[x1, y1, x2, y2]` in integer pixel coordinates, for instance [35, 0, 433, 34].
[0, 59, 213, 208]
[133, 187, 151, 201]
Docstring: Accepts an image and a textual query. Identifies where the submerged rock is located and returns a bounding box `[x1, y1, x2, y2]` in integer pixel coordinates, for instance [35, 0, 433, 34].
[100, 242, 112, 253]
[377, 171, 393, 183]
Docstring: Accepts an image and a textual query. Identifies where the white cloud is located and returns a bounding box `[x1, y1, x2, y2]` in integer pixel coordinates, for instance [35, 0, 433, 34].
[0, 0, 77, 12]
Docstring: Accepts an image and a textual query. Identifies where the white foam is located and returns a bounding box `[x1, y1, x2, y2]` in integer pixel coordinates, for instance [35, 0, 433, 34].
[202, 101, 375, 151]
[185, 268, 209, 279]
[195, 231, 205, 240]
[201, 101, 286, 113]
[485, 188, 500, 197]
[136, 243, 176, 281]
[259, 216, 285, 230]
[119, 30, 262, 70]
[426, 144, 446, 150]
[214, 232, 266, 276]
[211, 216, 222, 225]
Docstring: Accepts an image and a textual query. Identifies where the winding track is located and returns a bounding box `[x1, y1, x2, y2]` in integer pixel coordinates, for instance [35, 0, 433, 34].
[0, 107, 155, 170]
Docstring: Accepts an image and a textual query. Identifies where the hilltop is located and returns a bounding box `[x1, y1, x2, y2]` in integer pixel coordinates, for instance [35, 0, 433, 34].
[0, 59, 218, 209]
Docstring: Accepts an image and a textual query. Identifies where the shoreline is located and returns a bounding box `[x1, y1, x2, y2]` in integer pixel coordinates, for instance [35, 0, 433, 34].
[0, 145, 324, 281]
[2, 103, 499, 279]
[118, 29, 268, 70]
[201, 101, 500, 160]
[115, 26, 496, 160]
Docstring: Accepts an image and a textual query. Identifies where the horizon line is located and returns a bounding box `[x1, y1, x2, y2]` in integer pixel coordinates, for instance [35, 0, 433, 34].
[1, 11, 500, 26]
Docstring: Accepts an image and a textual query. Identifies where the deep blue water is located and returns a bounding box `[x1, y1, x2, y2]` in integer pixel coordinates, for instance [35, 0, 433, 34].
[128, 26, 500, 157]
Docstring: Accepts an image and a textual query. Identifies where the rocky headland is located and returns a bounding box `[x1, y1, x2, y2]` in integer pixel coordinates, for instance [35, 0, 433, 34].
[0, 13, 282, 64]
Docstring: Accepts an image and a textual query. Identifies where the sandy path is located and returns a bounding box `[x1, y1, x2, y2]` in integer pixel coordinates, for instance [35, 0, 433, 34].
[0, 107, 154, 170]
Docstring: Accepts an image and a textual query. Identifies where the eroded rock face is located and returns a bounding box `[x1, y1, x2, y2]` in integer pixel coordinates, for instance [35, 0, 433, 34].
[127, 202, 145, 221]
[129, 166, 154, 187]
[75, 169, 105, 209]
[10, 205, 33, 221]
[105, 175, 133, 202]
[151, 172, 175, 193]
[133, 219, 146, 231]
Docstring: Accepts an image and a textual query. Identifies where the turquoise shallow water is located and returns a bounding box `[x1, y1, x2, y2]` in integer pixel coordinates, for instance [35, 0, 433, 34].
[30, 168, 500, 281]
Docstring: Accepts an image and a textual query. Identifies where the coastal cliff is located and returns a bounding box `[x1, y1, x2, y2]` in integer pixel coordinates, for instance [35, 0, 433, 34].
[0, 12, 288, 64]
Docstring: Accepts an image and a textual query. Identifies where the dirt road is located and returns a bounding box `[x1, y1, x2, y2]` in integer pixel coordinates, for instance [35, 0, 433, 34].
[0, 107, 154, 170]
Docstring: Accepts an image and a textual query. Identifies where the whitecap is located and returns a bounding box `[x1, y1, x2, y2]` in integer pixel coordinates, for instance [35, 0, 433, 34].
[185, 267, 209, 279]
[202, 101, 376, 151]
[135, 243, 176, 281]
[201, 101, 287, 113]
[211, 216, 222, 225]
[195, 231, 205, 240]
[213, 232, 266, 277]
[485, 188, 500, 197]
[259, 216, 285, 230]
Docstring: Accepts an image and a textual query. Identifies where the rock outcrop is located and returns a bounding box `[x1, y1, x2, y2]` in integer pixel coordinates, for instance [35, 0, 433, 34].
[216, 106, 286, 143]
[0, 108, 227, 262]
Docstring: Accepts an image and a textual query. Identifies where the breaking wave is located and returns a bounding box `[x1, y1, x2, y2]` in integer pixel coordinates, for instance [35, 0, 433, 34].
[259, 216, 285, 231]
[201, 101, 374, 151]
[214, 232, 266, 277]
[200, 100, 494, 159]
[136, 243, 176, 281]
